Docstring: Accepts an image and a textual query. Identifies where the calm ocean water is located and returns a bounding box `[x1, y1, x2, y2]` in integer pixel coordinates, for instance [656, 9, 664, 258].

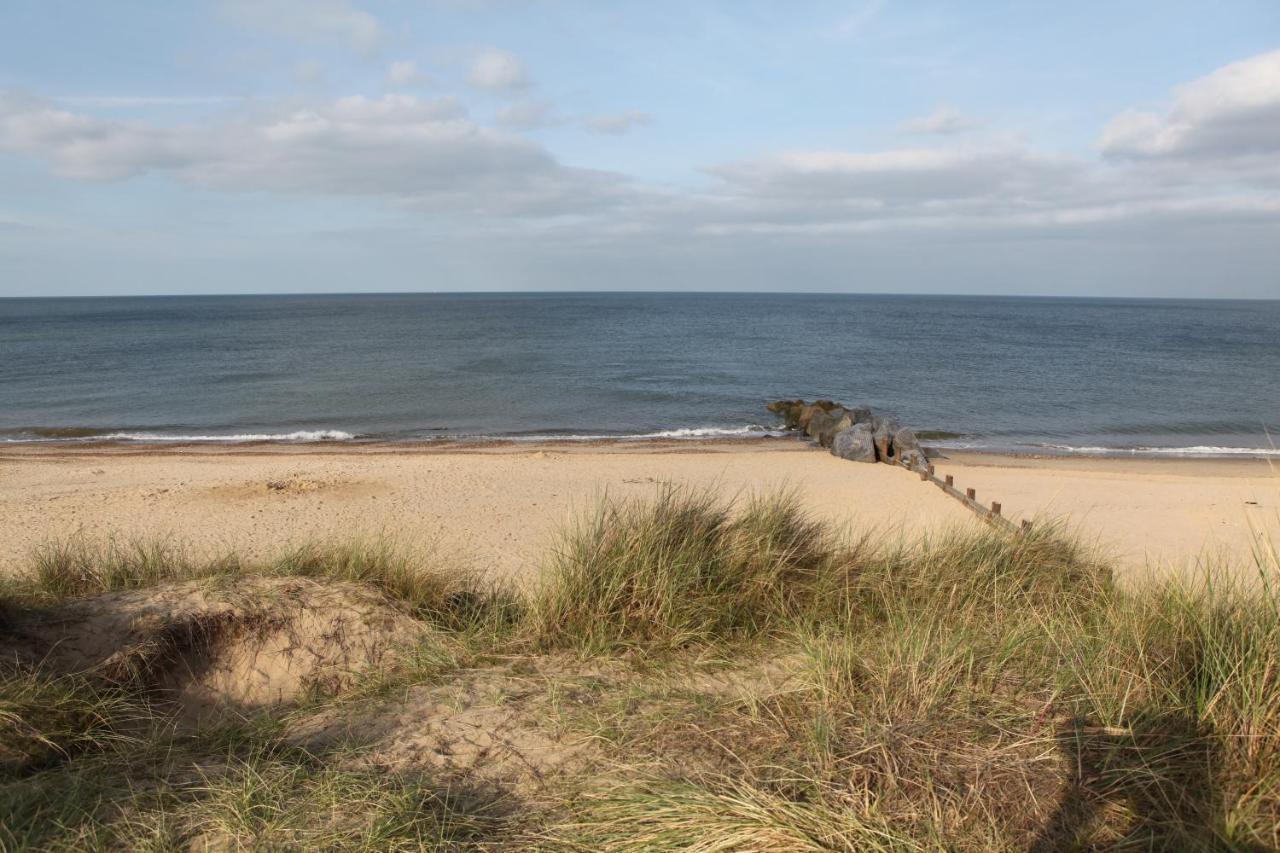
[1, 293, 1277, 457]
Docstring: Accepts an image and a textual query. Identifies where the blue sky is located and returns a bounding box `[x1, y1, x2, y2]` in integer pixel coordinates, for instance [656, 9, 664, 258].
[1, 1, 1278, 297]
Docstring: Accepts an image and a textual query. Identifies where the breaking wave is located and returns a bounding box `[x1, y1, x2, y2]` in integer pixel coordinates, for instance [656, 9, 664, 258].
[2, 429, 357, 443]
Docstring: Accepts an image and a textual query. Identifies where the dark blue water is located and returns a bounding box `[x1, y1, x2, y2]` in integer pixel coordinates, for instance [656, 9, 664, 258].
[1, 293, 1277, 456]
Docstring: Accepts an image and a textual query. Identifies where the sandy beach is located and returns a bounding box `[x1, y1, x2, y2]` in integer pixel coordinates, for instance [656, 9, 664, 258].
[2, 440, 1276, 585]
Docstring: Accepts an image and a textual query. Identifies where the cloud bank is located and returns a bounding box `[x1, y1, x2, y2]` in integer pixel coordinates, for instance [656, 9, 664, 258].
[2, 48, 1278, 291]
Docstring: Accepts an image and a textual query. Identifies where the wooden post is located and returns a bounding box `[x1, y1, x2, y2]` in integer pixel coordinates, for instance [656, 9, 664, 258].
[944, 474, 954, 487]
[919, 470, 928, 480]
[965, 487, 976, 501]
[927, 464, 935, 477]
[991, 502, 1001, 516]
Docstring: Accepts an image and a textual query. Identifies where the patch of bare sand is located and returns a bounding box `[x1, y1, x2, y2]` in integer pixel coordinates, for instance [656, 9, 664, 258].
[933, 452, 1280, 580]
[5, 576, 424, 721]
[284, 653, 803, 796]
[288, 660, 612, 794]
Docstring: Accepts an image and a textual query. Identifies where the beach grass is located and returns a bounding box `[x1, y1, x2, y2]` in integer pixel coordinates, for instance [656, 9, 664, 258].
[11, 535, 516, 632]
[3, 489, 1279, 849]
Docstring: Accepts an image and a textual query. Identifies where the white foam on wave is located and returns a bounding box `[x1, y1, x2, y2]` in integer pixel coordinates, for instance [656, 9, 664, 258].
[632, 425, 786, 439]
[928, 439, 1280, 458]
[1039, 443, 1280, 457]
[89, 430, 356, 443]
[494, 425, 786, 443]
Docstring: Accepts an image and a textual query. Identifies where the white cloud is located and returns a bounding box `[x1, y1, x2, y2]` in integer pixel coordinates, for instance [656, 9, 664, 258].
[495, 99, 561, 130]
[467, 48, 530, 92]
[583, 111, 653, 135]
[4, 48, 1280, 259]
[219, 0, 383, 55]
[707, 147, 1076, 205]
[0, 92, 200, 179]
[386, 60, 429, 88]
[900, 106, 974, 135]
[0, 92, 624, 215]
[1100, 49, 1280, 161]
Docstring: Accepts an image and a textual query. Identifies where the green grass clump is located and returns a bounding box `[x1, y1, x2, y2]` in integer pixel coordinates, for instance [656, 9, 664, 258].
[530, 486, 841, 651]
[1, 724, 508, 851]
[540, 775, 908, 852]
[267, 539, 522, 631]
[176, 750, 505, 850]
[0, 667, 145, 775]
[6, 535, 517, 635]
[24, 538, 235, 600]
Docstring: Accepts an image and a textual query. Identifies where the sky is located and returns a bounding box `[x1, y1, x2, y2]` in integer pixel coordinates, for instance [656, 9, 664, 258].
[1, 1, 1278, 298]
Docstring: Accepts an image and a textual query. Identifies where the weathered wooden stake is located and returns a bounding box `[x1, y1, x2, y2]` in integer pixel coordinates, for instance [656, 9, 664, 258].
[944, 474, 954, 487]
[927, 464, 935, 477]
[966, 487, 976, 501]
[991, 501, 1002, 516]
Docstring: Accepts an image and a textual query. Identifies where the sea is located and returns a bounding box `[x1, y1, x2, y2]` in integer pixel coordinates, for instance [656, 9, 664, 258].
[1, 293, 1277, 457]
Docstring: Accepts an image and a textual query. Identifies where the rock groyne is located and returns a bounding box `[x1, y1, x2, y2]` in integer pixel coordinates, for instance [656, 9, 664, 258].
[766, 399, 927, 468]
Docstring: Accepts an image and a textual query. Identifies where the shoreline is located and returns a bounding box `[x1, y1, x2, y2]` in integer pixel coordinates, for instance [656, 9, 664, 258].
[2, 434, 1277, 464]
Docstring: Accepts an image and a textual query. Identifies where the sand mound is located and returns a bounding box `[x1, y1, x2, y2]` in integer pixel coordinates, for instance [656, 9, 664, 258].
[7, 577, 425, 719]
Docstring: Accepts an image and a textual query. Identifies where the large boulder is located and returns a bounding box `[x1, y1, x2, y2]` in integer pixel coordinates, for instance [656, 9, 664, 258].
[872, 417, 901, 462]
[832, 423, 876, 462]
[844, 406, 874, 425]
[795, 404, 823, 431]
[829, 409, 855, 434]
[805, 409, 839, 445]
[817, 413, 849, 447]
[823, 407, 869, 446]
[766, 400, 805, 429]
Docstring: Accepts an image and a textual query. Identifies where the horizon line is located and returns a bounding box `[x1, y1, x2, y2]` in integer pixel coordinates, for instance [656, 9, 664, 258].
[2, 290, 1278, 303]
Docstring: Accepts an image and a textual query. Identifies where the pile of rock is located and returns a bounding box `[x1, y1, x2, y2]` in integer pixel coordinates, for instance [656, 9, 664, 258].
[766, 399, 926, 468]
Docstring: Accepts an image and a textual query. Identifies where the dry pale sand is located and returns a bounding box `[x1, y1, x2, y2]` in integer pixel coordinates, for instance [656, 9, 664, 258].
[935, 451, 1279, 579]
[1, 440, 1276, 585]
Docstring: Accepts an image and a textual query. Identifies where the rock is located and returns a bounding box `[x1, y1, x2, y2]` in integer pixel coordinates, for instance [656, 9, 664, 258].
[766, 398, 924, 468]
[844, 406, 874, 425]
[872, 417, 901, 462]
[766, 400, 805, 429]
[832, 423, 876, 462]
[822, 409, 859, 446]
[796, 404, 824, 431]
[820, 412, 856, 448]
[805, 409, 838, 445]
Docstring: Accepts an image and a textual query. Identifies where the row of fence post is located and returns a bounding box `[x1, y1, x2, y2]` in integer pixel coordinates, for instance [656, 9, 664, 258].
[898, 455, 1024, 534]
